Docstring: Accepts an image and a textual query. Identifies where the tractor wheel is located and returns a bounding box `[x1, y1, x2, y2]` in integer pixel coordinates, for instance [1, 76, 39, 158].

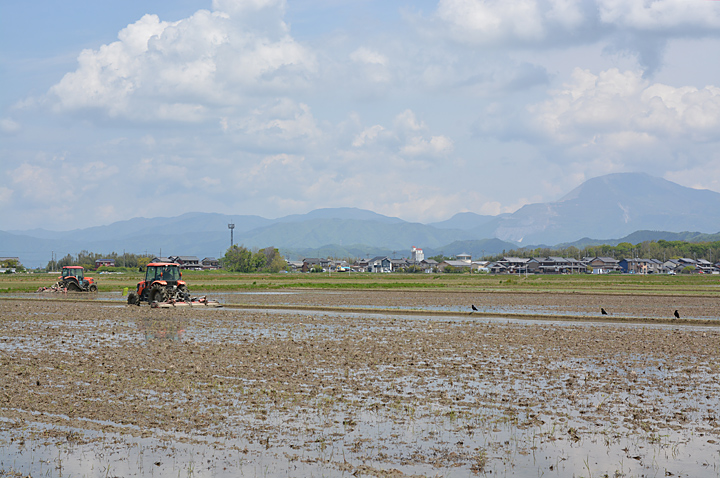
[127, 291, 140, 305]
[66, 281, 82, 292]
[149, 284, 168, 303]
[88, 284, 98, 293]
[178, 284, 190, 302]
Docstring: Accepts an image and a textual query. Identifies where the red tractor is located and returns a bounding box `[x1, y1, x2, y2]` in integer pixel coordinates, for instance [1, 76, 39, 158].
[127, 262, 189, 305]
[58, 266, 98, 292]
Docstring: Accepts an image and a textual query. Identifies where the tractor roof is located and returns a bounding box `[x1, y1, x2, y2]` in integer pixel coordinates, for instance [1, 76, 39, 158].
[63, 266, 84, 269]
[147, 262, 179, 267]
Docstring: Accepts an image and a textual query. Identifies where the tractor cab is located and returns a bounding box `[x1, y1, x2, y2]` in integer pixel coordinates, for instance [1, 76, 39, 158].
[145, 264, 182, 283]
[58, 266, 97, 292]
[129, 262, 187, 304]
[60, 266, 85, 282]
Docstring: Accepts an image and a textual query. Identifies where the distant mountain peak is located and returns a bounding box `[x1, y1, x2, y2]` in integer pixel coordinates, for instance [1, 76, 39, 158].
[495, 172, 720, 244]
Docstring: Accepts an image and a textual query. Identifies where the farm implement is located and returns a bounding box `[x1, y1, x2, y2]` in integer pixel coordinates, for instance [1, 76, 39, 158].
[127, 262, 220, 307]
[37, 266, 98, 293]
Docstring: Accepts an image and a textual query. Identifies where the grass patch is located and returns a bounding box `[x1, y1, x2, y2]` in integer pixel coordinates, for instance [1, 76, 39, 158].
[1, 270, 719, 295]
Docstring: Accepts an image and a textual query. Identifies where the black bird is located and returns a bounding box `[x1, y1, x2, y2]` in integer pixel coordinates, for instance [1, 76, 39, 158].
[470, 304, 478, 314]
[674, 310, 680, 319]
[601, 308, 608, 315]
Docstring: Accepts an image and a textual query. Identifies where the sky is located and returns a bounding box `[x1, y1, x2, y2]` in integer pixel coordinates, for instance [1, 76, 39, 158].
[2, 0, 720, 231]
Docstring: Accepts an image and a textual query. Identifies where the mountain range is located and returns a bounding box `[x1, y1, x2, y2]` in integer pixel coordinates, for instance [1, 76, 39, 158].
[3, 172, 720, 268]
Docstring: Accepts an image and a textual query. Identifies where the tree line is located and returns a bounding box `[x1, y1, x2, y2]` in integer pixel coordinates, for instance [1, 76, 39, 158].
[46, 251, 152, 271]
[43, 245, 288, 273]
[486, 240, 720, 263]
[221, 245, 287, 273]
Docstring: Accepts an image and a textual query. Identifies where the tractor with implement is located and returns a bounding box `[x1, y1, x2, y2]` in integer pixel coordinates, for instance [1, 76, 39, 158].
[57, 266, 98, 292]
[127, 262, 190, 305]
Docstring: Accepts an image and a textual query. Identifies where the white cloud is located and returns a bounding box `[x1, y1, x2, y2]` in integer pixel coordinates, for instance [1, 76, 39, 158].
[349, 110, 454, 158]
[48, 7, 315, 122]
[0, 118, 20, 134]
[12, 164, 60, 204]
[352, 125, 388, 147]
[350, 47, 388, 66]
[401, 135, 454, 156]
[246, 153, 305, 182]
[597, 0, 720, 31]
[346, 47, 392, 85]
[230, 99, 323, 145]
[80, 162, 120, 182]
[433, 0, 720, 74]
[393, 110, 426, 132]
[437, 0, 547, 44]
[436, 0, 720, 44]
[528, 68, 720, 144]
[665, 157, 720, 192]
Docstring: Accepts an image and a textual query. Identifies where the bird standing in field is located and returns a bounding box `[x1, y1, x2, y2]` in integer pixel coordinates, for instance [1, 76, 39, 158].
[472, 304, 478, 311]
[601, 307, 608, 315]
[674, 310, 680, 319]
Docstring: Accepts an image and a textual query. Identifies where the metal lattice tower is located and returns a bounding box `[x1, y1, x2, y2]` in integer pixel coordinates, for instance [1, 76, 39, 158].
[228, 223, 235, 249]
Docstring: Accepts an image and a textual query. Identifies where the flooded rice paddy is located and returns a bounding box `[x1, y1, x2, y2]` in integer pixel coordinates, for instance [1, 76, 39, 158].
[1, 293, 720, 477]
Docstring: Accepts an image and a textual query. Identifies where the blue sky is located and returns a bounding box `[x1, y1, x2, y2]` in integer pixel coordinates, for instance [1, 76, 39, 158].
[2, 0, 720, 230]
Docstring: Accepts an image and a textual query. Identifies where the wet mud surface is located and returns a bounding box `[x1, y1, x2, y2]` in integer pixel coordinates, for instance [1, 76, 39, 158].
[1, 295, 720, 477]
[212, 289, 720, 320]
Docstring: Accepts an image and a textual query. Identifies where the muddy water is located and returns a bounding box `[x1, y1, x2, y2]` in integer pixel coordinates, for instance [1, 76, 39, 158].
[1, 298, 720, 477]
[212, 289, 720, 320]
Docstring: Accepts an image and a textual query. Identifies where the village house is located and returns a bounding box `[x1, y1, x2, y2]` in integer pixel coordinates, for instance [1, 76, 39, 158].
[493, 257, 530, 273]
[619, 258, 665, 274]
[456, 253, 472, 262]
[587, 257, 620, 274]
[529, 257, 570, 274]
[437, 260, 471, 272]
[95, 258, 115, 268]
[565, 258, 586, 273]
[619, 258, 646, 274]
[471, 260, 490, 273]
[367, 256, 393, 273]
[302, 258, 332, 272]
[170, 256, 202, 270]
[201, 257, 220, 270]
[287, 260, 304, 272]
[390, 258, 408, 271]
[151, 257, 174, 264]
[419, 259, 438, 273]
[488, 261, 509, 274]
[695, 259, 719, 273]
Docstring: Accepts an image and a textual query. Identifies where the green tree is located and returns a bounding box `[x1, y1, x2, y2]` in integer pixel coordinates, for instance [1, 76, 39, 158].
[0, 258, 24, 271]
[222, 245, 253, 272]
[251, 250, 267, 271]
[259, 247, 287, 272]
